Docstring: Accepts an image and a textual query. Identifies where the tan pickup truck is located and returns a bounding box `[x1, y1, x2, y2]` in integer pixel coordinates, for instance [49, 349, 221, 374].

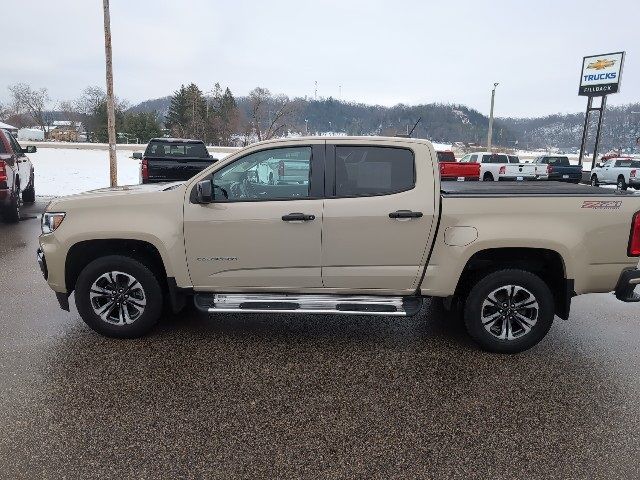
[37, 137, 640, 353]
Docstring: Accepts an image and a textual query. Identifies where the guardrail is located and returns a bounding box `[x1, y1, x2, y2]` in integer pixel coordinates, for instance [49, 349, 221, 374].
[23, 141, 241, 156]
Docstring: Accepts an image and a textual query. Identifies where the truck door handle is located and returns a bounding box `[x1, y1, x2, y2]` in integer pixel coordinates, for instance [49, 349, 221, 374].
[282, 212, 315, 221]
[389, 210, 423, 219]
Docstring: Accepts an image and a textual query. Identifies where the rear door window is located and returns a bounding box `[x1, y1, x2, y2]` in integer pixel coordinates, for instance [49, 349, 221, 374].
[334, 146, 414, 197]
[615, 160, 634, 168]
[145, 141, 209, 158]
[482, 154, 508, 164]
[548, 157, 569, 166]
[436, 151, 456, 162]
[508, 155, 519, 163]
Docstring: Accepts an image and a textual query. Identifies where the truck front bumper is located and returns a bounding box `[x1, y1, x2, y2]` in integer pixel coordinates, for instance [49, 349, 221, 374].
[615, 268, 640, 302]
[37, 247, 70, 311]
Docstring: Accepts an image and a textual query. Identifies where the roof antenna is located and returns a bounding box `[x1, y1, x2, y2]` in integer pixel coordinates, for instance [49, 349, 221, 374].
[395, 117, 422, 138]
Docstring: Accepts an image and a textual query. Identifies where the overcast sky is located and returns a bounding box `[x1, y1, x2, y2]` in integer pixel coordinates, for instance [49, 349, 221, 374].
[2, 0, 638, 117]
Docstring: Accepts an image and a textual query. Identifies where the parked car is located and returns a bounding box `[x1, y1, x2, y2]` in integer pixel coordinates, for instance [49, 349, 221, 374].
[0, 129, 36, 223]
[437, 150, 479, 181]
[459, 152, 537, 181]
[134, 138, 216, 184]
[38, 136, 640, 354]
[533, 156, 583, 183]
[590, 158, 640, 190]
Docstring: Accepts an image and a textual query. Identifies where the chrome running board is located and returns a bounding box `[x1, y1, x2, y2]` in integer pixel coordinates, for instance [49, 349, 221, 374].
[194, 293, 422, 316]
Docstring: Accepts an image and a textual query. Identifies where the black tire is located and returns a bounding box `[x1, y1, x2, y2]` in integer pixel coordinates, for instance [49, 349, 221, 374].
[617, 176, 628, 191]
[483, 173, 494, 182]
[464, 269, 554, 354]
[2, 188, 20, 223]
[74, 255, 163, 338]
[22, 176, 35, 204]
[590, 174, 599, 187]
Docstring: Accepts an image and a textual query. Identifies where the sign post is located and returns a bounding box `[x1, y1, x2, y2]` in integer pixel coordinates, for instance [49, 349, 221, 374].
[577, 51, 625, 170]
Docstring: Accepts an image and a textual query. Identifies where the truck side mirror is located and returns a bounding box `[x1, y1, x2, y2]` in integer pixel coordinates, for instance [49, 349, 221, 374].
[23, 146, 37, 154]
[596, 163, 602, 168]
[196, 180, 213, 204]
[132, 152, 142, 159]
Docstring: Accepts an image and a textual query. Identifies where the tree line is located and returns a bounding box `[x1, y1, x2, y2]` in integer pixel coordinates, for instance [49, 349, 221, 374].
[2, 81, 639, 151]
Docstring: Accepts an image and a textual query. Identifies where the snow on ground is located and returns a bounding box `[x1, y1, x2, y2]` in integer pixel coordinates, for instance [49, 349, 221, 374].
[33, 147, 228, 197]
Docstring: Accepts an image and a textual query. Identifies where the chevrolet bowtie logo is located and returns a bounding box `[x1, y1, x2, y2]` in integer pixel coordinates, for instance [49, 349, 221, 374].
[587, 59, 616, 70]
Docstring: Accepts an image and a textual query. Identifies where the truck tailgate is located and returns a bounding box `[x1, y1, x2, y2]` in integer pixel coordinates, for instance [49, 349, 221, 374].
[505, 164, 536, 177]
[146, 157, 214, 182]
[439, 162, 480, 180]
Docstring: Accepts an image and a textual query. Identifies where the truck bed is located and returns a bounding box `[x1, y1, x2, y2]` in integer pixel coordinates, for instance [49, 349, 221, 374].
[441, 181, 635, 197]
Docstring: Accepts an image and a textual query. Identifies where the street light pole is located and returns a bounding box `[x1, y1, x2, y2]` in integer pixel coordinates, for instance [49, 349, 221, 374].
[102, 0, 117, 187]
[487, 82, 499, 151]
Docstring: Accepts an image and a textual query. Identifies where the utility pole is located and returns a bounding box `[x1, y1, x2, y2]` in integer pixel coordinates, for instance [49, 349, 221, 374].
[102, 0, 117, 187]
[314, 81, 317, 100]
[487, 82, 499, 151]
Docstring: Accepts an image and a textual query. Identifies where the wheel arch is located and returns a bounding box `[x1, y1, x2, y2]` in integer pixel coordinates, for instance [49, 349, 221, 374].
[453, 247, 573, 320]
[65, 239, 169, 295]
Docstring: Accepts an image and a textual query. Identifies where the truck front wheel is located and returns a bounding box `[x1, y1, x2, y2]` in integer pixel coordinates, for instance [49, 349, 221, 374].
[463, 269, 554, 354]
[75, 255, 163, 338]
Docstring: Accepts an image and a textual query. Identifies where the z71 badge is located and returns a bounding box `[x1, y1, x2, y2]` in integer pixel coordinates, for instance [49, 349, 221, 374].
[581, 200, 622, 210]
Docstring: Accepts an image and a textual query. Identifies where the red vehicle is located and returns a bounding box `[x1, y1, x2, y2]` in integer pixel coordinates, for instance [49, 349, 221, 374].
[0, 129, 36, 223]
[437, 150, 480, 181]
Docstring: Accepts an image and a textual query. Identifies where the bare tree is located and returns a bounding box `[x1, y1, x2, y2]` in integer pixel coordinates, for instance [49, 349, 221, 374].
[0, 101, 10, 122]
[76, 86, 107, 115]
[248, 87, 296, 141]
[8, 83, 51, 137]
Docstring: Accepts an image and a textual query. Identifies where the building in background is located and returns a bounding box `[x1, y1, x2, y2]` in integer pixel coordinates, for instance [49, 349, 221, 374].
[48, 120, 85, 142]
[18, 128, 45, 141]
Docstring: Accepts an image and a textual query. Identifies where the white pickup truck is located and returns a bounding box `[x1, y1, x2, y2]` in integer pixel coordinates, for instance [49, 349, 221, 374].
[590, 158, 640, 191]
[459, 152, 537, 182]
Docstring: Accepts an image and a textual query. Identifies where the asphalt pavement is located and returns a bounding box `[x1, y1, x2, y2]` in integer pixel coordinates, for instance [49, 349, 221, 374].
[1, 198, 639, 479]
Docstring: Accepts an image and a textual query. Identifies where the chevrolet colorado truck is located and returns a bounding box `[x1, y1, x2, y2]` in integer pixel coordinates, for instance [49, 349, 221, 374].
[1, 129, 36, 223]
[37, 137, 640, 353]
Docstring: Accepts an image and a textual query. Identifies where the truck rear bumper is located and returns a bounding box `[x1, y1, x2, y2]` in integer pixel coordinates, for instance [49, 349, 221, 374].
[498, 176, 536, 181]
[615, 268, 640, 302]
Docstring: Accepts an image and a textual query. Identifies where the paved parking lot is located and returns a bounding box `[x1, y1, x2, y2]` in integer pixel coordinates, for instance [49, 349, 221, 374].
[1, 199, 640, 479]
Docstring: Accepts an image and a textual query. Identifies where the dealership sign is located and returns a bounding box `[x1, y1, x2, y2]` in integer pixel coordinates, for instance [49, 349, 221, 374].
[579, 51, 625, 96]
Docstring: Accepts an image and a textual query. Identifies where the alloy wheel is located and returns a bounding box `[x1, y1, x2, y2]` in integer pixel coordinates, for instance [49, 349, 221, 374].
[89, 271, 147, 325]
[480, 285, 539, 341]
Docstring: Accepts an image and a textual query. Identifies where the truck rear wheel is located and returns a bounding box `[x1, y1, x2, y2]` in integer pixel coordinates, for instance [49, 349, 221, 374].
[617, 176, 627, 191]
[463, 269, 554, 354]
[75, 255, 163, 338]
[483, 173, 494, 182]
[2, 188, 20, 223]
[22, 177, 35, 204]
[590, 174, 599, 187]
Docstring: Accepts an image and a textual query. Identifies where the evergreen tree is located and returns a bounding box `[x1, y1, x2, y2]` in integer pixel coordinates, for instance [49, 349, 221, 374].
[122, 111, 162, 143]
[165, 85, 189, 137]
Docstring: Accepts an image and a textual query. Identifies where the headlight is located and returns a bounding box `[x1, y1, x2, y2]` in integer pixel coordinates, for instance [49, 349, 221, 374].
[41, 212, 66, 234]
